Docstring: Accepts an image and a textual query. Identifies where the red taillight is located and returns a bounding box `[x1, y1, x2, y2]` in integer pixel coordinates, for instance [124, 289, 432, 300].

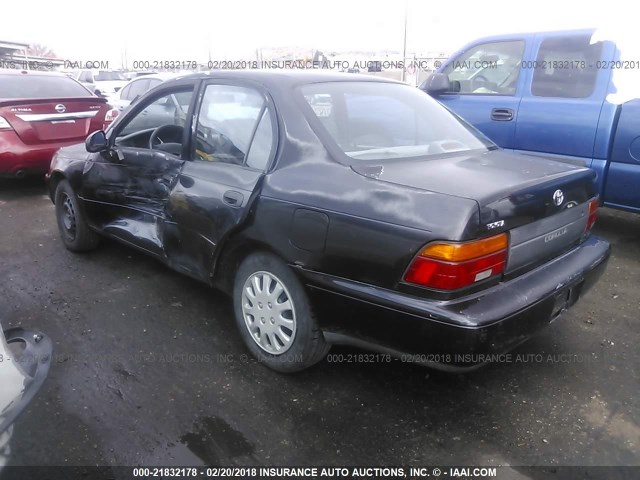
[585, 197, 599, 233]
[404, 233, 509, 291]
[104, 108, 119, 123]
[0, 115, 13, 131]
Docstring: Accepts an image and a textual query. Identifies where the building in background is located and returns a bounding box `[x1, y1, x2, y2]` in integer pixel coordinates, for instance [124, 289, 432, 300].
[0, 40, 64, 70]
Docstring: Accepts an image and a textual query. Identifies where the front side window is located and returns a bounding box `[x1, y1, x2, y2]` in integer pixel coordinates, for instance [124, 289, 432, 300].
[531, 36, 602, 98]
[301, 82, 494, 162]
[193, 84, 274, 168]
[114, 88, 194, 154]
[442, 40, 525, 95]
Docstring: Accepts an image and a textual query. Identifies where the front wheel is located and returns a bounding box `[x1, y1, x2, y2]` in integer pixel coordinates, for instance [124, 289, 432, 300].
[54, 179, 100, 252]
[233, 252, 330, 373]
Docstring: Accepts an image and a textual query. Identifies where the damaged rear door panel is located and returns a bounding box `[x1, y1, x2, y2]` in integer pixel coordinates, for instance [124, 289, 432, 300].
[161, 80, 278, 280]
[164, 162, 264, 280]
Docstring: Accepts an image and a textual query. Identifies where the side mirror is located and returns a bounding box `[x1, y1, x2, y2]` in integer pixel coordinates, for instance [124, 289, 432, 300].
[421, 73, 450, 96]
[85, 130, 108, 153]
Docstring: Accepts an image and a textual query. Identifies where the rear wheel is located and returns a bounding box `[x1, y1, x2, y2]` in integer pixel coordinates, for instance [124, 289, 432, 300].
[54, 180, 100, 252]
[233, 252, 330, 372]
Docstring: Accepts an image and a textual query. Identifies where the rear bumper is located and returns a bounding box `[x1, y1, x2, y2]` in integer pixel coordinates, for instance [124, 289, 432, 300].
[301, 235, 610, 370]
[0, 131, 80, 176]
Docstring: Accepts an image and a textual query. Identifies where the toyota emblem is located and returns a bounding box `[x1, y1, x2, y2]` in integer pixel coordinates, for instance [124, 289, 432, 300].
[55, 104, 66, 113]
[553, 189, 564, 206]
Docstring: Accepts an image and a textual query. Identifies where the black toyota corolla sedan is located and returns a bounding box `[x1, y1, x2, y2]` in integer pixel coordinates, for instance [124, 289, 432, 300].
[46, 71, 610, 372]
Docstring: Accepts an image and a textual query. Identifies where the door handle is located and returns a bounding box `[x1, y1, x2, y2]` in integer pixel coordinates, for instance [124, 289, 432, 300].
[491, 108, 514, 121]
[223, 190, 244, 207]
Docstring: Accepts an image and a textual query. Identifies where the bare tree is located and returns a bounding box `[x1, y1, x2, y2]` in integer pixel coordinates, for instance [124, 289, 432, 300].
[23, 44, 58, 59]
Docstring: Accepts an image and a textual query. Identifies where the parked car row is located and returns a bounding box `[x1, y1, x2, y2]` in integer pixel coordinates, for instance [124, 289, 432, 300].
[109, 72, 181, 111]
[0, 68, 184, 178]
[72, 69, 128, 101]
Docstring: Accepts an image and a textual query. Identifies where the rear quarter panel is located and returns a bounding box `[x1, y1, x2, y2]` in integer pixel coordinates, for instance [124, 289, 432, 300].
[603, 99, 640, 211]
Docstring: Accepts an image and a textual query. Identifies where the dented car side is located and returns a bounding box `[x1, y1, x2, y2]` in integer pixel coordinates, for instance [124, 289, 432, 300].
[47, 71, 610, 372]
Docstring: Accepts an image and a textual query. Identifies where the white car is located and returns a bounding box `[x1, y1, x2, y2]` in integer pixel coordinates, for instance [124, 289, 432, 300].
[110, 72, 182, 111]
[73, 70, 128, 102]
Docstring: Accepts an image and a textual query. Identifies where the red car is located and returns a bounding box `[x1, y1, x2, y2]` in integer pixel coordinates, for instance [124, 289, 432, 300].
[0, 69, 117, 178]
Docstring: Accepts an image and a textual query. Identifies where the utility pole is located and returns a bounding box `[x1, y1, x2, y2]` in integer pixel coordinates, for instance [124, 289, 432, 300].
[402, 0, 408, 82]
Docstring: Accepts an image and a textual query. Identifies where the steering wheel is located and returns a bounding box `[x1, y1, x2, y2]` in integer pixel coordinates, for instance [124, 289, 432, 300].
[471, 74, 490, 91]
[149, 124, 184, 150]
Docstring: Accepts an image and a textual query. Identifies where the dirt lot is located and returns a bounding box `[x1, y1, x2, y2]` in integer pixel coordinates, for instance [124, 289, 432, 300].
[1, 179, 638, 475]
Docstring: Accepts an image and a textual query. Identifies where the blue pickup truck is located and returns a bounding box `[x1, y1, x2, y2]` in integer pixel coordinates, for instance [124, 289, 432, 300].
[421, 29, 640, 213]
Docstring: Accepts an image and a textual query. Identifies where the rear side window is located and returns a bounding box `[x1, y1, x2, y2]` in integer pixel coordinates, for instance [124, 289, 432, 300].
[442, 40, 525, 95]
[531, 36, 602, 98]
[246, 109, 274, 170]
[126, 79, 150, 101]
[194, 84, 274, 169]
[0, 74, 92, 99]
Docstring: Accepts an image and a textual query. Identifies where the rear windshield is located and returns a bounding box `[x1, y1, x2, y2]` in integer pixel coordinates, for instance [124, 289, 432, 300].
[300, 81, 495, 162]
[0, 74, 93, 99]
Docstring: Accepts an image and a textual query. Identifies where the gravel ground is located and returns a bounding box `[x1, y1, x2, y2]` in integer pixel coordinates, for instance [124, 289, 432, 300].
[0, 178, 638, 476]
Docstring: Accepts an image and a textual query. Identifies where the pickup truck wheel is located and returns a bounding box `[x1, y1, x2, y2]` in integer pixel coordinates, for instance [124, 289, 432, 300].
[233, 252, 330, 373]
[54, 180, 100, 252]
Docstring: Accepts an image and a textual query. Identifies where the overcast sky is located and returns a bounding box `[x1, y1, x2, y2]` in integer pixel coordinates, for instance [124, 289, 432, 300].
[2, 0, 634, 65]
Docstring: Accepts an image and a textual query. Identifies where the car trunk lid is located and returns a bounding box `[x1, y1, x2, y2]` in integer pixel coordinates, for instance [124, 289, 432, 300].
[0, 97, 108, 145]
[351, 149, 596, 274]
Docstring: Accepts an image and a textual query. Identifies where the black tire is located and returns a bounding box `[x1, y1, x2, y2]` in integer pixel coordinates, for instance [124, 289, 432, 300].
[233, 252, 330, 373]
[54, 179, 100, 252]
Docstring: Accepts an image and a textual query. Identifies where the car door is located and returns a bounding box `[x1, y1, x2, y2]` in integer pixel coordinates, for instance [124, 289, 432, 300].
[604, 99, 640, 211]
[513, 33, 613, 167]
[432, 39, 527, 149]
[80, 84, 196, 256]
[163, 80, 278, 280]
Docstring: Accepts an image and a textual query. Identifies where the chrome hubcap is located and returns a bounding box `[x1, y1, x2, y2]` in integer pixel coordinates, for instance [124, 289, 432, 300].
[241, 271, 296, 355]
[61, 193, 76, 238]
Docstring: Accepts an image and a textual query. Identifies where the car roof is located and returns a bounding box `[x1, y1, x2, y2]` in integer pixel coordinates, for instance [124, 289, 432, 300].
[461, 28, 598, 45]
[133, 72, 182, 80]
[0, 68, 68, 77]
[160, 69, 401, 89]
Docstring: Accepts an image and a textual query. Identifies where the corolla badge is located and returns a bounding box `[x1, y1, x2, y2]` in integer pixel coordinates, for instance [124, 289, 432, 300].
[55, 104, 66, 113]
[545, 226, 568, 243]
[552, 189, 564, 206]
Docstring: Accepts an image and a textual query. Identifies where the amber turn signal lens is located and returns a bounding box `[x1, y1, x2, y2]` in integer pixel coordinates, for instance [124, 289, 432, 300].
[419, 233, 509, 262]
